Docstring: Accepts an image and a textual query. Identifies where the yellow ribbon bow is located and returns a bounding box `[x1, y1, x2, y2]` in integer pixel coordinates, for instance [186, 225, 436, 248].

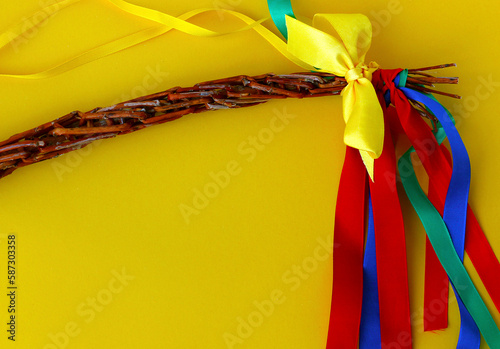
[285, 14, 383, 180]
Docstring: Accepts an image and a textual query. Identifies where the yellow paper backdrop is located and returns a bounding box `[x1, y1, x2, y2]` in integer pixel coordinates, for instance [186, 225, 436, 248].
[0, 0, 499, 348]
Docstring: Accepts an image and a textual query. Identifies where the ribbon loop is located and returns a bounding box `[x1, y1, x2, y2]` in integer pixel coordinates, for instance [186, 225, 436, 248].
[285, 14, 383, 180]
[313, 14, 373, 64]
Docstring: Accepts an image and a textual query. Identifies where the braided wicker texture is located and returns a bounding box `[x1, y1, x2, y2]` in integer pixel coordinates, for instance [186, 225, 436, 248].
[0, 69, 457, 179]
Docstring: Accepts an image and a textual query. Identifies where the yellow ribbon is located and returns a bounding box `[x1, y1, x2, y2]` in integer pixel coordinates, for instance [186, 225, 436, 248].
[285, 14, 383, 180]
[0, 1, 312, 79]
[1, 3, 381, 179]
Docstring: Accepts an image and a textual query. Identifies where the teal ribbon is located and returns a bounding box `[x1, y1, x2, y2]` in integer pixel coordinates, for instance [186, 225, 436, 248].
[398, 150, 499, 347]
[266, 0, 295, 39]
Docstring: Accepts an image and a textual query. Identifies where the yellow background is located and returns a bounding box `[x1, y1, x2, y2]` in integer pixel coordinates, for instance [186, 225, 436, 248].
[0, 0, 499, 348]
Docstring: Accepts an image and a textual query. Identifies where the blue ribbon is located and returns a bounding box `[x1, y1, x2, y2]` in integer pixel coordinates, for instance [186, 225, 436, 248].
[359, 191, 382, 349]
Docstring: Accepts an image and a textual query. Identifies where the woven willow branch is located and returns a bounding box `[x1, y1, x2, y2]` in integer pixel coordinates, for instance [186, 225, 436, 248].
[0, 68, 458, 179]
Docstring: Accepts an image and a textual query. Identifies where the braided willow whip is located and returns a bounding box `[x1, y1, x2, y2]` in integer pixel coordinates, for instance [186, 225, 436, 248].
[0, 66, 458, 179]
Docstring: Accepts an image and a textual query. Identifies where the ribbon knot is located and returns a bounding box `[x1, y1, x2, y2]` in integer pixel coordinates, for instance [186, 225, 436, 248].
[345, 66, 364, 83]
[345, 67, 364, 83]
[346, 62, 380, 83]
[285, 14, 384, 180]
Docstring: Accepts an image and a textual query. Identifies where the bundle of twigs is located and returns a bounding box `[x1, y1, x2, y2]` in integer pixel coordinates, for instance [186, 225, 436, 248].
[0, 65, 458, 179]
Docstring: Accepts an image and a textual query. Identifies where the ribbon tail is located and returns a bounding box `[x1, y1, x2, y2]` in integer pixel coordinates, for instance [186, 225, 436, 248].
[423, 200, 449, 331]
[359, 190, 382, 349]
[342, 80, 384, 180]
[327, 147, 367, 349]
[369, 105, 412, 348]
[442, 145, 500, 316]
[359, 151, 374, 181]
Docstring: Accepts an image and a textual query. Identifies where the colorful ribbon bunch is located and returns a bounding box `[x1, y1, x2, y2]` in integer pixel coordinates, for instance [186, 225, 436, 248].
[2, 0, 500, 348]
[267, 1, 500, 348]
[266, 2, 500, 349]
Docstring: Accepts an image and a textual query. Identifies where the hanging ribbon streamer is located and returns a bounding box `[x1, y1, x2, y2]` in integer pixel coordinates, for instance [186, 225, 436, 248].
[380, 69, 500, 339]
[398, 147, 499, 348]
[387, 72, 480, 348]
[430, 98, 480, 348]
[423, 218, 449, 330]
[327, 147, 367, 349]
[423, 140, 500, 332]
[395, 86, 500, 349]
[422, 104, 451, 331]
[359, 192, 382, 349]
[368, 99, 412, 348]
[380, 70, 481, 348]
[435, 144, 500, 317]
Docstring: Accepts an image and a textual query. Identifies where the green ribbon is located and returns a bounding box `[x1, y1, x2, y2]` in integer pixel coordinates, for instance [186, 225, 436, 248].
[399, 150, 500, 347]
[267, 0, 295, 39]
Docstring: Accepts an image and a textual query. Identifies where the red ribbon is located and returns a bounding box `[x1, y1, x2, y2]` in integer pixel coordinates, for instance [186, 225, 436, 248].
[369, 97, 412, 349]
[327, 146, 367, 349]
